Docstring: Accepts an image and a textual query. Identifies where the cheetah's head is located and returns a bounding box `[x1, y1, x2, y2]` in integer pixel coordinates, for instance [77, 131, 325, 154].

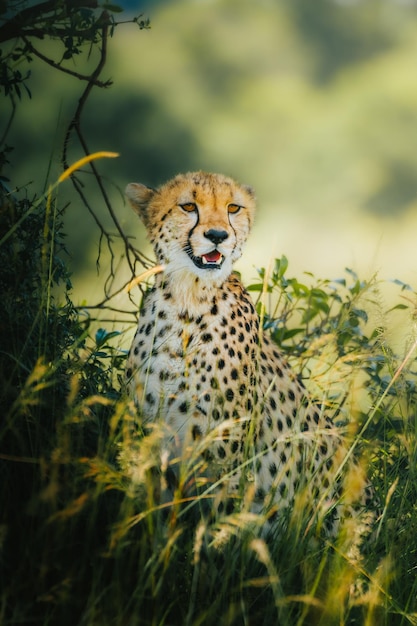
[126, 172, 256, 285]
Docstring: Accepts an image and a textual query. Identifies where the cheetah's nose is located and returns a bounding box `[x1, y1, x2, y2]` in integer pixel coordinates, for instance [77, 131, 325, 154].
[205, 229, 229, 245]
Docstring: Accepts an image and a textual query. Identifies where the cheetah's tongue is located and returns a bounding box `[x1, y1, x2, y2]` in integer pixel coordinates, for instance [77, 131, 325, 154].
[202, 251, 223, 265]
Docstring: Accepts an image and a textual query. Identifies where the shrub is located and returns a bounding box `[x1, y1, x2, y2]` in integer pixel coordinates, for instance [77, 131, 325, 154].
[2, 186, 417, 624]
[2, 3, 417, 625]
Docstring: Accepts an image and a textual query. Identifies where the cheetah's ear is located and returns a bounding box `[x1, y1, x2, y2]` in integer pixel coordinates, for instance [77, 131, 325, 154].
[125, 183, 155, 221]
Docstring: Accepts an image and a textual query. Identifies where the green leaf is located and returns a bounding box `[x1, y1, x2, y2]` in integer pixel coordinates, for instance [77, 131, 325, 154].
[102, 3, 124, 12]
[274, 255, 288, 280]
[287, 278, 309, 297]
[246, 283, 265, 292]
[281, 327, 304, 340]
[351, 308, 368, 323]
[301, 308, 319, 324]
[388, 303, 409, 312]
[95, 328, 107, 345]
[391, 278, 413, 292]
[95, 328, 121, 347]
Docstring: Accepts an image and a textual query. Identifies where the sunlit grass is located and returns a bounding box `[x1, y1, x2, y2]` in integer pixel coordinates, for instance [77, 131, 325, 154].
[3, 163, 417, 625]
[3, 327, 417, 625]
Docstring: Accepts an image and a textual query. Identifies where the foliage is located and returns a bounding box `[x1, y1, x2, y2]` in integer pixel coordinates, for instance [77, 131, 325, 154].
[0, 0, 150, 102]
[248, 256, 376, 360]
[0, 0, 151, 299]
[2, 190, 417, 624]
[3, 2, 417, 625]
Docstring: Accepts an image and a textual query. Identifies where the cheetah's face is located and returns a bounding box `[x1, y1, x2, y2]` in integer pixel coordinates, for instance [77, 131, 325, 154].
[126, 172, 256, 282]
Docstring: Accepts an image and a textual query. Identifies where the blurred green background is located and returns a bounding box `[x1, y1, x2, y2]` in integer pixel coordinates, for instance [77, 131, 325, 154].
[6, 0, 417, 308]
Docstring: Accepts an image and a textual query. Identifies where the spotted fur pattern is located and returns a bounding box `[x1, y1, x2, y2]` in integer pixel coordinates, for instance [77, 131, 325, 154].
[125, 171, 373, 534]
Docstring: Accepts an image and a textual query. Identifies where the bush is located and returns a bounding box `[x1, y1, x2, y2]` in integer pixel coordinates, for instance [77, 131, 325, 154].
[2, 3, 417, 625]
[2, 183, 417, 624]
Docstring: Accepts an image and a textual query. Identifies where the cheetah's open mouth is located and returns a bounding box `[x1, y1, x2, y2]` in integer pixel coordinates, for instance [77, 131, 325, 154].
[188, 249, 224, 270]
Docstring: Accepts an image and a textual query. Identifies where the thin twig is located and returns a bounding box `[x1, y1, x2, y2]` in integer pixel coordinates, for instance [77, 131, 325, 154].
[62, 16, 110, 169]
[21, 36, 113, 87]
[61, 17, 151, 293]
[0, 95, 16, 146]
[0, 0, 99, 43]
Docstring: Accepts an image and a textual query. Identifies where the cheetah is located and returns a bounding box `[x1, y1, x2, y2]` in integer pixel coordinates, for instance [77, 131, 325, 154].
[125, 171, 373, 535]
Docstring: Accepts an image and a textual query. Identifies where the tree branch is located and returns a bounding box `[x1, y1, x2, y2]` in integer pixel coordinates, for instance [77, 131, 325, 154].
[21, 36, 113, 87]
[0, 0, 99, 44]
[61, 17, 151, 300]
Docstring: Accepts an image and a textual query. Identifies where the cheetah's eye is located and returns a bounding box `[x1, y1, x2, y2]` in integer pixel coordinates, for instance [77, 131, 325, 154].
[180, 202, 197, 213]
[228, 203, 242, 214]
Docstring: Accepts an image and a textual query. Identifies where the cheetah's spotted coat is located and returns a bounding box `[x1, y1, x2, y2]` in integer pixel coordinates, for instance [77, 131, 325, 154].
[125, 171, 372, 532]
